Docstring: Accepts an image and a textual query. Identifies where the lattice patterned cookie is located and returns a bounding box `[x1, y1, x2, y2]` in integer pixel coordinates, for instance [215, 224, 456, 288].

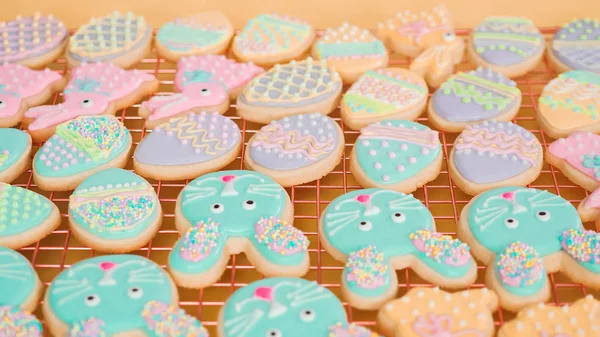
[0, 128, 32, 184]
[549, 18, 600, 73]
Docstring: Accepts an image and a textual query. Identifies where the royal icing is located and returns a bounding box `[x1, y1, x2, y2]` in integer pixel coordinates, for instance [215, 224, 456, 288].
[548, 131, 600, 181]
[156, 12, 232, 53]
[354, 120, 441, 185]
[248, 113, 339, 170]
[552, 18, 600, 72]
[495, 242, 545, 293]
[454, 121, 542, 184]
[432, 67, 521, 123]
[328, 323, 381, 337]
[135, 112, 240, 167]
[0, 306, 42, 337]
[315, 22, 386, 61]
[33, 115, 131, 178]
[68, 11, 152, 62]
[472, 17, 544, 66]
[0, 183, 54, 238]
[560, 229, 600, 272]
[141, 301, 208, 337]
[409, 32, 464, 86]
[0, 128, 30, 175]
[0, 13, 67, 64]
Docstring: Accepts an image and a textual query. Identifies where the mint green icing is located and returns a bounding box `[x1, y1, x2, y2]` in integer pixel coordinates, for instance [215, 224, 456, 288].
[344, 93, 396, 114]
[156, 22, 227, 51]
[560, 70, 600, 86]
[316, 41, 386, 58]
[0, 183, 53, 237]
[0, 247, 37, 307]
[539, 95, 597, 118]
[365, 71, 427, 93]
[0, 128, 29, 173]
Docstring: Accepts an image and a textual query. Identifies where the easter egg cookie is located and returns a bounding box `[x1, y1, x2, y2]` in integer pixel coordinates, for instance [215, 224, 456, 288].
[548, 18, 600, 73]
[577, 188, 600, 231]
[458, 186, 600, 311]
[350, 120, 443, 194]
[312, 22, 388, 84]
[170, 170, 303, 288]
[33, 115, 133, 191]
[468, 17, 544, 78]
[428, 67, 522, 132]
[67, 11, 153, 68]
[449, 121, 543, 195]
[68, 168, 162, 253]
[546, 132, 600, 191]
[244, 113, 344, 187]
[320, 189, 477, 310]
[155, 12, 234, 62]
[0, 128, 32, 184]
[134, 112, 241, 181]
[237, 58, 342, 124]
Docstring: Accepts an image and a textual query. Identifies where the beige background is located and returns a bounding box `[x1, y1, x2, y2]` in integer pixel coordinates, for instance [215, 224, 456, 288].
[2, 0, 599, 29]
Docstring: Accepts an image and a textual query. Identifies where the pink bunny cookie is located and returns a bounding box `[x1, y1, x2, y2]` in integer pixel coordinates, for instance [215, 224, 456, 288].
[409, 34, 465, 88]
[577, 188, 600, 231]
[546, 132, 600, 192]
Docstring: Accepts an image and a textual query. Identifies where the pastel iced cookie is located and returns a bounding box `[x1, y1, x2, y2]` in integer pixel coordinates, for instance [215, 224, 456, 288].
[155, 12, 234, 62]
[134, 112, 241, 181]
[577, 188, 600, 231]
[449, 121, 543, 195]
[0, 128, 32, 183]
[312, 22, 388, 84]
[549, 18, 600, 73]
[468, 16, 544, 78]
[319, 189, 477, 310]
[537, 70, 600, 138]
[409, 31, 464, 88]
[68, 168, 162, 253]
[341, 68, 428, 130]
[237, 58, 342, 124]
[170, 170, 303, 288]
[244, 113, 344, 187]
[0, 13, 68, 68]
[350, 120, 443, 194]
[0, 183, 60, 249]
[458, 186, 600, 311]
[428, 67, 522, 132]
[232, 13, 315, 68]
[33, 115, 133, 191]
[43, 254, 208, 337]
[546, 132, 600, 191]
[219, 277, 380, 337]
[67, 11, 153, 68]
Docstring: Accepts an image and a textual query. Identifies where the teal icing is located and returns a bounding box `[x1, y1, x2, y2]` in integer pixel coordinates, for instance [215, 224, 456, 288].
[169, 224, 226, 274]
[580, 261, 600, 273]
[157, 22, 227, 51]
[0, 246, 36, 307]
[47, 254, 173, 335]
[415, 251, 474, 278]
[0, 183, 53, 237]
[560, 70, 600, 86]
[0, 128, 30, 173]
[316, 41, 386, 58]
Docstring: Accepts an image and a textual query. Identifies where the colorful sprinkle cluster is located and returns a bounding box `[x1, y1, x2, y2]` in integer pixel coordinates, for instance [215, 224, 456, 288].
[68, 317, 106, 337]
[180, 219, 220, 262]
[345, 245, 388, 289]
[497, 242, 544, 288]
[328, 323, 380, 337]
[73, 195, 155, 232]
[0, 306, 42, 337]
[560, 229, 600, 264]
[254, 216, 309, 255]
[142, 300, 208, 337]
[0, 150, 8, 167]
[57, 116, 127, 159]
[410, 230, 471, 266]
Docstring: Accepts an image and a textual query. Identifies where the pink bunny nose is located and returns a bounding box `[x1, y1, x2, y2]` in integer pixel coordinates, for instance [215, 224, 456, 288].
[222, 175, 235, 183]
[100, 262, 116, 271]
[356, 194, 370, 203]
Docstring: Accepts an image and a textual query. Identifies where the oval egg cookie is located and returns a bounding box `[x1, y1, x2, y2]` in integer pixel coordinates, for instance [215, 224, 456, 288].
[549, 18, 600, 73]
[0, 128, 32, 183]
[546, 132, 600, 192]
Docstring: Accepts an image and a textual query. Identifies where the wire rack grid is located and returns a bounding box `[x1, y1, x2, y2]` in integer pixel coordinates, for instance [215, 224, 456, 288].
[8, 26, 600, 336]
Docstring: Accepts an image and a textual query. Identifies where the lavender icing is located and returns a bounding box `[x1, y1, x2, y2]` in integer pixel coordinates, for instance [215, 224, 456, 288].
[552, 18, 600, 72]
[0, 14, 67, 63]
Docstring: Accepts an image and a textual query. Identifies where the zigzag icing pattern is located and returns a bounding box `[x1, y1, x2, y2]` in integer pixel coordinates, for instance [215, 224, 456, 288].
[160, 116, 227, 155]
[251, 123, 333, 161]
[360, 123, 439, 148]
[456, 125, 539, 164]
[479, 17, 539, 34]
[441, 74, 517, 110]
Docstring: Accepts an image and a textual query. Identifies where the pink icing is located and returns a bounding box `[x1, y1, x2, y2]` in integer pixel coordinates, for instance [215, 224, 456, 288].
[410, 230, 472, 266]
[221, 175, 235, 183]
[175, 55, 263, 92]
[412, 313, 485, 337]
[254, 286, 274, 301]
[548, 132, 600, 181]
[356, 194, 370, 203]
[100, 262, 115, 271]
[501, 192, 515, 200]
[253, 216, 309, 255]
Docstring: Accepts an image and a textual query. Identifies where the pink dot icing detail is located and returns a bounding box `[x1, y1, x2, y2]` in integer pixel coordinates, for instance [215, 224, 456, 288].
[71, 159, 77, 164]
[39, 155, 46, 160]
[53, 166, 59, 171]
[356, 194, 370, 203]
[401, 144, 408, 151]
[382, 175, 390, 181]
[62, 163, 69, 168]
[382, 141, 388, 147]
[409, 157, 417, 164]
[374, 162, 382, 169]
[388, 152, 397, 159]
[369, 149, 376, 156]
[222, 175, 235, 183]
[45, 160, 52, 166]
[422, 148, 429, 155]
[362, 140, 370, 146]
[397, 165, 405, 171]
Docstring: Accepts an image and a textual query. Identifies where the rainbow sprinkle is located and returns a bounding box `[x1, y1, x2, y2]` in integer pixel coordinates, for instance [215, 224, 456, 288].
[0, 150, 8, 167]
[560, 229, 600, 264]
[254, 216, 309, 255]
[497, 242, 544, 288]
[68, 317, 106, 337]
[410, 230, 471, 266]
[73, 195, 155, 232]
[328, 322, 380, 337]
[180, 219, 220, 262]
[57, 116, 128, 160]
[0, 306, 42, 337]
[345, 245, 388, 289]
[142, 300, 208, 337]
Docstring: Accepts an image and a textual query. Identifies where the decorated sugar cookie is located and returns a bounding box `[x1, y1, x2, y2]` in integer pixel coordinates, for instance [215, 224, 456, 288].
[378, 287, 499, 337]
[498, 295, 600, 337]
[312, 22, 388, 84]
[0, 128, 32, 183]
[409, 33, 465, 88]
[67, 11, 153, 68]
[219, 277, 380, 337]
[33, 115, 133, 191]
[428, 67, 522, 132]
[43, 254, 208, 337]
[155, 12, 234, 62]
[537, 70, 600, 138]
[24, 62, 157, 141]
[319, 189, 477, 310]
[0, 183, 60, 249]
[237, 58, 343, 124]
[546, 132, 600, 191]
[449, 121, 543, 195]
[0, 64, 66, 128]
[139, 55, 263, 128]
[232, 13, 315, 68]
[578, 188, 600, 231]
[468, 16, 544, 78]
[0, 13, 68, 68]
[458, 186, 600, 311]
[549, 18, 600, 73]
[244, 113, 344, 187]
[170, 170, 303, 288]
[340, 68, 428, 130]
[350, 120, 443, 194]
[68, 168, 161, 253]
[0, 247, 43, 336]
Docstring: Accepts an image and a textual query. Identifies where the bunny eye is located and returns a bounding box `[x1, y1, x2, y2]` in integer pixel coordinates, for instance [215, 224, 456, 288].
[0, 101, 5, 108]
[211, 203, 224, 214]
[299, 309, 316, 322]
[81, 99, 94, 107]
[200, 88, 211, 96]
[391, 212, 406, 223]
[242, 200, 256, 210]
[504, 218, 519, 229]
[85, 294, 100, 307]
[443, 32, 456, 41]
[536, 211, 550, 222]
[128, 287, 143, 299]
[358, 221, 372, 231]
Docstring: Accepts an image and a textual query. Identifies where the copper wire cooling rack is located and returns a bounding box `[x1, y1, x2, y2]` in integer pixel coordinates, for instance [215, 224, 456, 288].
[10, 27, 600, 336]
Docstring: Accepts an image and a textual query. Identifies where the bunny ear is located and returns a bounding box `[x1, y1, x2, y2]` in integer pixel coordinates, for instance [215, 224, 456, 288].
[68, 317, 106, 337]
